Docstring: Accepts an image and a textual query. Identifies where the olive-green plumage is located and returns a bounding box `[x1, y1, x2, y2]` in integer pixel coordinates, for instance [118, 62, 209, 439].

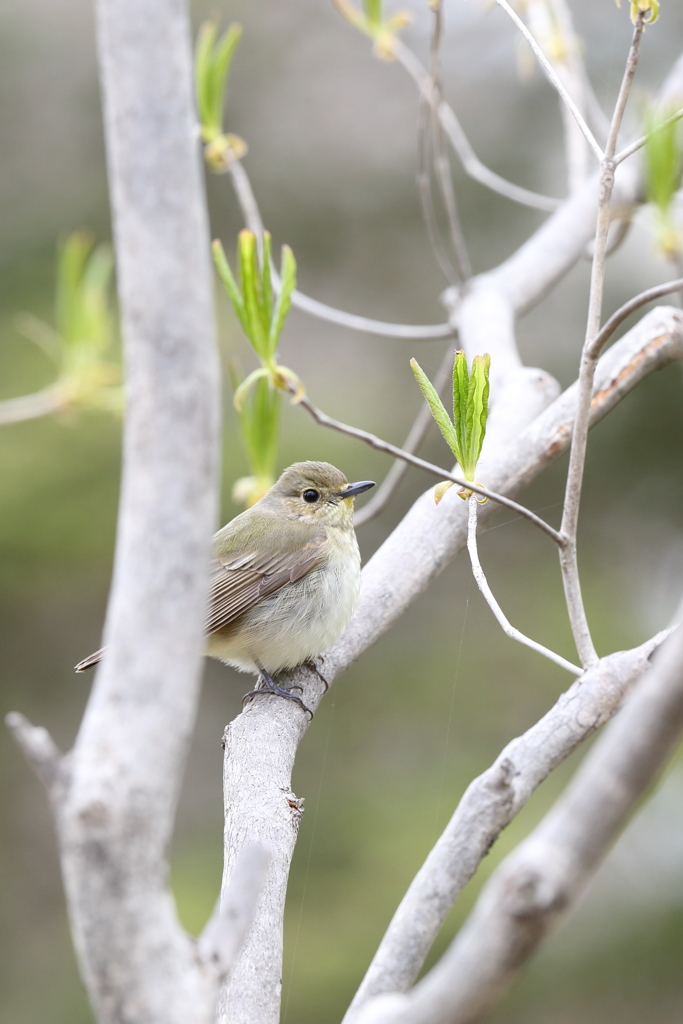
[75, 462, 375, 682]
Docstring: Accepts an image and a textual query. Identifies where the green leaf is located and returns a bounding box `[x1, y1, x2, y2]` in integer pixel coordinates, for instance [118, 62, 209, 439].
[208, 23, 242, 136]
[363, 0, 382, 27]
[261, 232, 273, 329]
[645, 103, 682, 215]
[233, 365, 269, 411]
[269, 245, 296, 355]
[452, 350, 469, 469]
[464, 353, 490, 480]
[410, 358, 459, 459]
[77, 243, 114, 356]
[239, 230, 269, 358]
[56, 232, 92, 346]
[212, 239, 248, 335]
[195, 20, 242, 141]
[195, 20, 218, 138]
[243, 374, 280, 478]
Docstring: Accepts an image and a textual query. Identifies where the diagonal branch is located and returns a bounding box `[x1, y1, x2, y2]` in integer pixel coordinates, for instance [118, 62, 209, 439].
[344, 627, 669, 1019]
[352, 607, 683, 1024]
[0, 385, 63, 425]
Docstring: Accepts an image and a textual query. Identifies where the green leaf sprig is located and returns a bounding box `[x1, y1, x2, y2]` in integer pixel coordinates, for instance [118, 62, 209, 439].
[644, 102, 682, 258]
[615, 0, 659, 25]
[195, 19, 246, 171]
[229, 364, 281, 507]
[410, 350, 490, 503]
[14, 232, 121, 417]
[332, 0, 412, 60]
[213, 230, 303, 410]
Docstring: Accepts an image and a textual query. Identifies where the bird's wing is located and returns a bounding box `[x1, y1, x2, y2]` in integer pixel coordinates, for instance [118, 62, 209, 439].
[205, 530, 326, 635]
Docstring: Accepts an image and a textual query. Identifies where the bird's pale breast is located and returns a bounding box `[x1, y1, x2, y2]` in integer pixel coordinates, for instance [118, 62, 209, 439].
[206, 526, 361, 674]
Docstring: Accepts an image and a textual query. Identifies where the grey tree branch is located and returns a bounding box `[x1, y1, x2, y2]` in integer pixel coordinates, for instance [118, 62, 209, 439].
[5, 711, 66, 798]
[559, 14, 646, 669]
[344, 627, 669, 1019]
[352, 608, 683, 1024]
[9, 1, 225, 1022]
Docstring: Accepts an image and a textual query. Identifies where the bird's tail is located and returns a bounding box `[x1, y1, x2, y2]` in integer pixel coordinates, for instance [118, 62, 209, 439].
[74, 647, 106, 672]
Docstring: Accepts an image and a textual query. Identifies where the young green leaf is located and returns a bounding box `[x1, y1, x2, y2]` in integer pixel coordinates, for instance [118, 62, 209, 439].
[238, 231, 268, 358]
[208, 23, 242, 136]
[363, 0, 382, 28]
[233, 366, 269, 412]
[452, 349, 469, 469]
[410, 357, 459, 458]
[195, 20, 218, 138]
[269, 245, 297, 355]
[212, 239, 248, 335]
[464, 353, 490, 479]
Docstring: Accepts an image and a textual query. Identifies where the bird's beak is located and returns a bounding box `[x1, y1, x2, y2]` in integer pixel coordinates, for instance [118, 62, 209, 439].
[337, 480, 376, 499]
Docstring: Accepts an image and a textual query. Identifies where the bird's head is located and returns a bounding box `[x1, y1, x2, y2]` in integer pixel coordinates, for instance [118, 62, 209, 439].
[262, 461, 375, 527]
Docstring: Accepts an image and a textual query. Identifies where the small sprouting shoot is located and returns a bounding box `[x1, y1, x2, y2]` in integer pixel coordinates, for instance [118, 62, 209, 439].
[614, 0, 659, 25]
[195, 18, 246, 171]
[213, 230, 303, 409]
[332, 0, 412, 60]
[13, 232, 121, 419]
[410, 349, 490, 504]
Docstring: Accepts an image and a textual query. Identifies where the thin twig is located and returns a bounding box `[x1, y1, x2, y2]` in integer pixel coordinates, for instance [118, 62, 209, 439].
[466, 496, 581, 674]
[0, 385, 63, 425]
[227, 161, 452, 339]
[392, 41, 560, 213]
[5, 712, 65, 795]
[296, 393, 564, 544]
[613, 106, 683, 166]
[493, 0, 603, 163]
[591, 277, 683, 356]
[559, 14, 646, 669]
[354, 346, 454, 527]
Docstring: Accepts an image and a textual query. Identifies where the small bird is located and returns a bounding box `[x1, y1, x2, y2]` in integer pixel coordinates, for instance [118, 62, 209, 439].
[75, 462, 375, 715]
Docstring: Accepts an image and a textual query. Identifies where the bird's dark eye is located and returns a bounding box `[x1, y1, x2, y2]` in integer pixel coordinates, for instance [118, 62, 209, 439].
[303, 488, 320, 503]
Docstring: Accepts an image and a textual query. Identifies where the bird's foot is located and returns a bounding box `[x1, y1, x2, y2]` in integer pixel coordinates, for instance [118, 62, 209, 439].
[242, 667, 313, 719]
[304, 659, 329, 693]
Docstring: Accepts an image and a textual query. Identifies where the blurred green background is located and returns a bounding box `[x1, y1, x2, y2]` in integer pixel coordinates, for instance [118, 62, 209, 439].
[2, 1, 683, 1021]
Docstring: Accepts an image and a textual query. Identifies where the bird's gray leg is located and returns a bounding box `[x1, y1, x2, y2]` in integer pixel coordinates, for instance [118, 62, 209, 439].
[242, 664, 313, 718]
[304, 659, 329, 693]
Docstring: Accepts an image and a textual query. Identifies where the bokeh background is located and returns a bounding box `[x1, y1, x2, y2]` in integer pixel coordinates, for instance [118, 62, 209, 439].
[2, 1, 683, 1021]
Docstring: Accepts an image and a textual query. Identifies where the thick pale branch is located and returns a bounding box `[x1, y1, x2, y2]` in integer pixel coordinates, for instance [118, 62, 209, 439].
[354, 612, 683, 1024]
[344, 628, 668, 1018]
[48, 1, 222, 1022]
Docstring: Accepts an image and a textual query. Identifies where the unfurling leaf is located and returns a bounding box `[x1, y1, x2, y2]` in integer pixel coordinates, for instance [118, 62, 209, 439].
[410, 358, 459, 458]
[195, 19, 243, 168]
[434, 480, 455, 505]
[644, 102, 682, 257]
[411, 350, 490, 483]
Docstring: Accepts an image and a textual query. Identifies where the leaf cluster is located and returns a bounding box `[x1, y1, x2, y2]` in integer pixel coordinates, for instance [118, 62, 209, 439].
[332, 0, 412, 60]
[15, 232, 122, 416]
[195, 19, 246, 171]
[213, 230, 303, 411]
[410, 350, 490, 492]
[229, 364, 281, 507]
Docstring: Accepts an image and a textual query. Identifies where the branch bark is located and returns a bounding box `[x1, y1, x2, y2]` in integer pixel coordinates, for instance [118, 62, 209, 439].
[13, 1, 226, 1021]
[352, 609, 683, 1024]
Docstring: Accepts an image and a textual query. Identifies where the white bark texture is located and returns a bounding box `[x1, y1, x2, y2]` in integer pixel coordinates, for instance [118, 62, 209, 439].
[39, 0, 223, 1020]
[352, 611, 683, 1024]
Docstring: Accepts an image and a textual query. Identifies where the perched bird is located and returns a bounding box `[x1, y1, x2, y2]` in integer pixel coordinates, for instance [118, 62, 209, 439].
[75, 462, 375, 715]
